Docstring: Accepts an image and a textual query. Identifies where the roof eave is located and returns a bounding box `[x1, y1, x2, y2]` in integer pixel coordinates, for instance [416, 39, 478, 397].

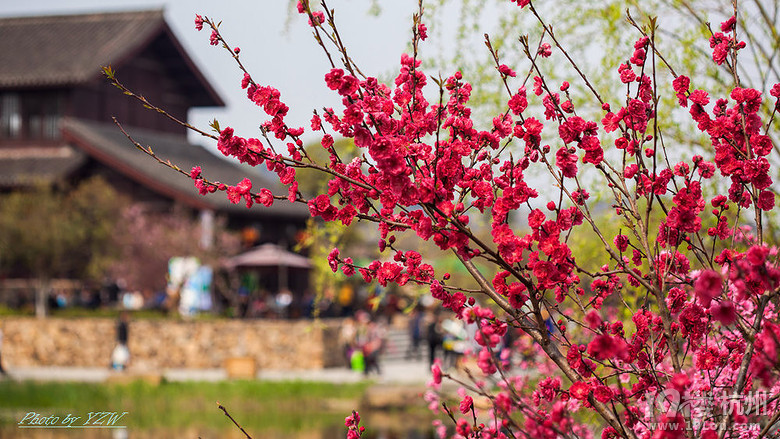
[83, 18, 225, 108]
[61, 125, 215, 211]
[160, 23, 225, 108]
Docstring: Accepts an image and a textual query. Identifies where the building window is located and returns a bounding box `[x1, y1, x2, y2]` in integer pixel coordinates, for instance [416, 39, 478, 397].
[0, 92, 62, 141]
[0, 93, 21, 139]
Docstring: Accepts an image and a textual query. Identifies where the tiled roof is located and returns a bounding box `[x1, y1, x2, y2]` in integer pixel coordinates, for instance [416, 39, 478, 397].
[0, 9, 223, 106]
[0, 146, 86, 186]
[0, 10, 164, 87]
[61, 118, 309, 219]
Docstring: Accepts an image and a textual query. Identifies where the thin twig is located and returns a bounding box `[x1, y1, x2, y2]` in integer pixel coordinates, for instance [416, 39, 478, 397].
[217, 402, 253, 439]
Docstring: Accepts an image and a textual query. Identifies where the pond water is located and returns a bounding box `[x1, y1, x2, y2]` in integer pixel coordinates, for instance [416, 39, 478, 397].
[0, 376, 440, 439]
[1, 416, 436, 439]
[1, 406, 437, 439]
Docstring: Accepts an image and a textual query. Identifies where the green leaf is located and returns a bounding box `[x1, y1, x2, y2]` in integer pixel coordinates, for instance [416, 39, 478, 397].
[101, 65, 115, 79]
[209, 119, 221, 133]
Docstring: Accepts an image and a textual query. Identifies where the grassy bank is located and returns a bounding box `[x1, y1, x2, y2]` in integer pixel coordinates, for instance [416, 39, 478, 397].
[0, 379, 370, 435]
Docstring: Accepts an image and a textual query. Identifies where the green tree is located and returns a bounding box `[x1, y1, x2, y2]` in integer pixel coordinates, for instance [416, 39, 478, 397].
[0, 177, 125, 317]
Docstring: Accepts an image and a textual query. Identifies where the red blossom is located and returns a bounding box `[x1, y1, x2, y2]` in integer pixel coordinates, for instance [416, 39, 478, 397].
[459, 395, 474, 414]
[431, 361, 442, 386]
[587, 334, 629, 362]
[665, 287, 687, 314]
[569, 381, 590, 400]
[693, 269, 721, 307]
[672, 75, 690, 106]
[679, 302, 707, 343]
[417, 23, 428, 40]
[327, 247, 340, 272]
[618, 63, 636, 83]
[758, 191, 775, 210]
[308, 11, 325, 26]
[255, 188, 274, 207]
[538, 43, 552, 58]
[498, 64, 517, 77]
[613, 234, 629, 252]
[710, 300, 737, 325]
[508, 87, 528, 115]
[593, 385, 613, 403]
[721, 16, 736, 32]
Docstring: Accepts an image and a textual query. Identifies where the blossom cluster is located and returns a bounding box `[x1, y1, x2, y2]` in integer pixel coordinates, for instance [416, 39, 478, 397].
[179, 3, 780, 439]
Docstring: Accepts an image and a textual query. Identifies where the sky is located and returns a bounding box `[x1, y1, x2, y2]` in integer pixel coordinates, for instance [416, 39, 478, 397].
[0, 0, 419, 147]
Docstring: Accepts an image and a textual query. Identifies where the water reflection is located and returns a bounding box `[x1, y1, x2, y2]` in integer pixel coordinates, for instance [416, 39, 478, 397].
[0, 412, 435, 439]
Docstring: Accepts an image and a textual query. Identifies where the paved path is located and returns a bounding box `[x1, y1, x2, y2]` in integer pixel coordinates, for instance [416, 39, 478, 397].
[2, 358, 435, 385]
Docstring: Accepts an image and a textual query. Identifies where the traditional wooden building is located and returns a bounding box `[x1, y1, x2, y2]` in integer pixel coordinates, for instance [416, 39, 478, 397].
[0, 9, 311, 307]
[0, 9, 307, 244]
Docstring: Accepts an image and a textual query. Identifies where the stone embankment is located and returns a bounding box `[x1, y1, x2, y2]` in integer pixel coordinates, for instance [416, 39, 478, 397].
[1, 317, 343, 370]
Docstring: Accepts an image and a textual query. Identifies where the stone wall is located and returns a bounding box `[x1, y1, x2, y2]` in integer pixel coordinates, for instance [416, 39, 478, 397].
[1, 317, 344, 370]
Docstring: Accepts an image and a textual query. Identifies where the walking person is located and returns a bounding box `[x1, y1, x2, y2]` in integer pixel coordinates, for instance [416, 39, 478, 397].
[363, 316, 386, 376]
[0, 325, 7, 377]
[426, 311, 445, 368]
[111, 311, 130, 371]
[405, 306, 424, 360]
[339, 315, 358, 369]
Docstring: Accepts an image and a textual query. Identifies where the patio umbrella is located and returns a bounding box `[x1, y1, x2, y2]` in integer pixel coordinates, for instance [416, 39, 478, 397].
[224, 243, 311, 292]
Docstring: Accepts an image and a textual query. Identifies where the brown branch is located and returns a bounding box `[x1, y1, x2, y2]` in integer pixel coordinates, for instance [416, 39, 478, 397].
[217, 402, 253, 439]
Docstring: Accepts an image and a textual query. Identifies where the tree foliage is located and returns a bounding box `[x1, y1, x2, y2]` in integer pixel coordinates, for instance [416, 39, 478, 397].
[421, 0, 780, 175]
[0, 176, 124, 281]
